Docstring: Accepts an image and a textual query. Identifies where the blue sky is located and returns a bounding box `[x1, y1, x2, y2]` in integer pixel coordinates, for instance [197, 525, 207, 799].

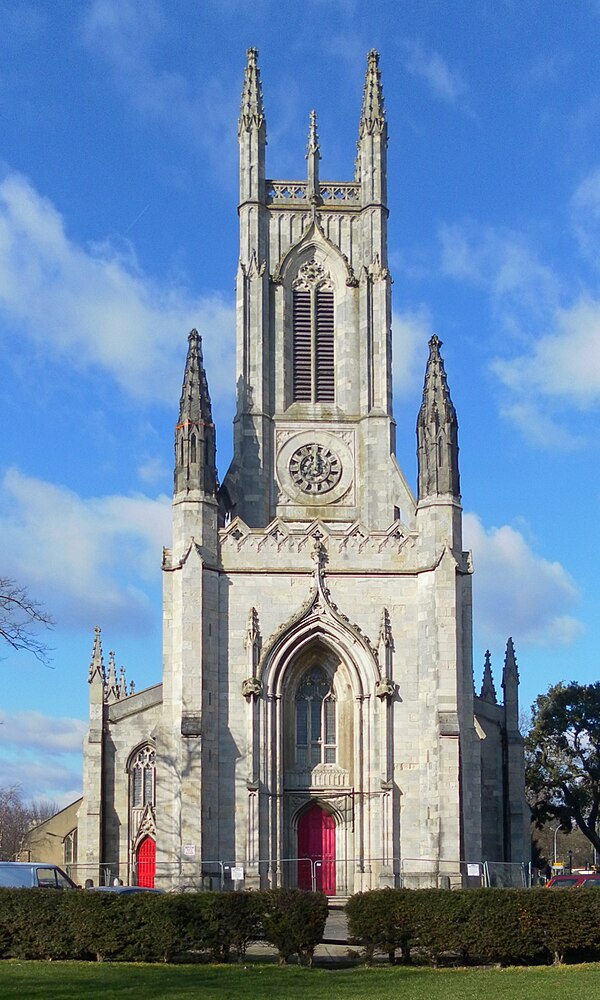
[1, 0, 599, 805]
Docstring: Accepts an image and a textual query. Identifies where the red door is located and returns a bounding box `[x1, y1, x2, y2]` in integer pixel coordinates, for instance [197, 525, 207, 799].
[297, 803, 336, 895]
[136, 836, 156, 888]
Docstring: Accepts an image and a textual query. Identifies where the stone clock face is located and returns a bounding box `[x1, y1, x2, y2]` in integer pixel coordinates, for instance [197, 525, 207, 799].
[288, 443, 342, 495]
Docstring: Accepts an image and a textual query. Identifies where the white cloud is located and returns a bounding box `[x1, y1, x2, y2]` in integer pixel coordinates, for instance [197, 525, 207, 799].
[439, 221, 559, 323]
[570, 166, 600, 264]
[492, 297, 600, 407]
[439, 219, 600, 442]
[81, 0, 238, 178]
[399, 39, 469, 108]
[464, 512, 583, 648]
[0, 754, 81, 807]
[0, 170, 236, 410]
[0, 709, 86, 755]
[0, 468, 170, 633]
[392, 306, 432, 397]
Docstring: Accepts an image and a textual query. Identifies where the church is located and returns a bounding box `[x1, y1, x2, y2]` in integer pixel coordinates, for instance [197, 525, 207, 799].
[77, 49, 528, 894]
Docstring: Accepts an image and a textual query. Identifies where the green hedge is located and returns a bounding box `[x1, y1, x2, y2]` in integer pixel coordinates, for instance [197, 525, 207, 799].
[346, 887, 600, 966]
[0, 888, 326, 965]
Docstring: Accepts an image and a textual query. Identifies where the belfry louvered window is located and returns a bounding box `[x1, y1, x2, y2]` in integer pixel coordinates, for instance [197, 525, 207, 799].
[292, 260, 335, 402]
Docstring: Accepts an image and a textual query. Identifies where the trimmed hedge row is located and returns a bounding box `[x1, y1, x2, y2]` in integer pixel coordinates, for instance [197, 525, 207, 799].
[345, 887, 600, 966]
[0, 888, 328, 965]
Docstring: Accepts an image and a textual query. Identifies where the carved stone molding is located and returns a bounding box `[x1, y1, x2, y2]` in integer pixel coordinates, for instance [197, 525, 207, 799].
[242, 676, 263, 701]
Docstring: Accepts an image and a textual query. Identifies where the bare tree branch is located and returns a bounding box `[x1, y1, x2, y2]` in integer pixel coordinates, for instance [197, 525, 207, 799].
[0, 576, 54, 664]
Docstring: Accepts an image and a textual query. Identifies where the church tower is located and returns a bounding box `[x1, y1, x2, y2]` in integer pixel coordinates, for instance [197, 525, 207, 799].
[222, 49, 413, 532]
[79, 49, 528, 894]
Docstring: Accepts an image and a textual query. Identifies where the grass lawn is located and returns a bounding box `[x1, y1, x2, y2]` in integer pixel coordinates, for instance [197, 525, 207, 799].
[0, 962, 598, 1000]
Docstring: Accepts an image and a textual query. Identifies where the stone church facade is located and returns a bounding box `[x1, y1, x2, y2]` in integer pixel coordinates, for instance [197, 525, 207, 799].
[78, 50, 528, 893]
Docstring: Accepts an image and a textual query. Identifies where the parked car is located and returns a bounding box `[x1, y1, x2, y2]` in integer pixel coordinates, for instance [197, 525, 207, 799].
[86, 884, 163, 894]
[576, 874, 600, 888]
[0, 862, 78, 889]
[546, 872, 600, 889]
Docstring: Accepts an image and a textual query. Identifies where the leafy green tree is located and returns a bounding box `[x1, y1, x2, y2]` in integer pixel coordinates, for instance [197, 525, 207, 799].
[526, 681, 600, 854]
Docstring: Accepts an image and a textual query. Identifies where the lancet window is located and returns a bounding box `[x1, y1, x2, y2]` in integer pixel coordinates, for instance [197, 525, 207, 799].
[295, 666, 336, 766]
[292, 259, 335, 403]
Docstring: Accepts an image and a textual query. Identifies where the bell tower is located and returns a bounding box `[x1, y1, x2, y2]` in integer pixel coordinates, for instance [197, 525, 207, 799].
[222, 49, 414, 531]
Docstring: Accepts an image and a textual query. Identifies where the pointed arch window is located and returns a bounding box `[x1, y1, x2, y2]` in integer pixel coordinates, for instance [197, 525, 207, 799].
[129, 745, 156, 810]
[295, 666, 336, 766]
[292, 259, 335, 403]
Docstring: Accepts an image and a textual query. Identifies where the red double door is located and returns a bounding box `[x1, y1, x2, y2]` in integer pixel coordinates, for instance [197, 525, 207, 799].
[297, 803, 336, 895]
[136, 836, 156, 888]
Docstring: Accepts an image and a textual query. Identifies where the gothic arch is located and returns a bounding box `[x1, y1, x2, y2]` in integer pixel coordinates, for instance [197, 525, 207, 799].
[265, 615, 378, 699]
[273, 219, 355, 289]
[125, 739, 155, 774]
[290, 795, 344, 831]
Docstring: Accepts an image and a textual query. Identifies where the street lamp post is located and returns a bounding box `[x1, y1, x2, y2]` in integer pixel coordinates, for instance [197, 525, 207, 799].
[552, 823, 562, 867]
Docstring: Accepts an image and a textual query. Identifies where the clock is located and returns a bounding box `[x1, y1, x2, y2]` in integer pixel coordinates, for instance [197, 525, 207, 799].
[275, 428, 354, 506]
[289, 443, 342, 495]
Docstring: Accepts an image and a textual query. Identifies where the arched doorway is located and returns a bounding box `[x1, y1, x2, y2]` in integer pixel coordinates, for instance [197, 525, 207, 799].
[136, 836, 156, 888]
[297, 802, 336, 895]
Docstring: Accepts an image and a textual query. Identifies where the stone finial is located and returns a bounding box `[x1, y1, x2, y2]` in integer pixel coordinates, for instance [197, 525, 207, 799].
[88, 625, 105, 684]
[119, 666, 127, 699]
[359, 49, 386, 137]
[244, 606, 261, 673]
[239, 46, 264, 132]
[104, 650, 119, 703]
[306, 110, 321, 205]
[479, 650, 497, 703]
[416, 335, 460, 500]
[379, 608, 393, 649]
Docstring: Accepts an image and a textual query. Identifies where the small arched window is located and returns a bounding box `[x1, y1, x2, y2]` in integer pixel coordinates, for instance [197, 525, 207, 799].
[295, 667, 336, 766]
[190, 433, 197, 464]
[63, 828, 77, 868]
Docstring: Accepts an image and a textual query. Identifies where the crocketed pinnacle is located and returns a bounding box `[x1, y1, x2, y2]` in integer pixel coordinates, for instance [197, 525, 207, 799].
[480, 650, 497, 704]
[416, 336, 460, 500]
[179, 330, 213, 426]
[239, 46, 264, 132]
[359, 49, 386, 136]
[88, 625, 105, 684]
[502, 637, 519, 689]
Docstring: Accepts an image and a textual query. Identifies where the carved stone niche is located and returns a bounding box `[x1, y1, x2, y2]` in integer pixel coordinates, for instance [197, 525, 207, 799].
[181, 714, 202, 737]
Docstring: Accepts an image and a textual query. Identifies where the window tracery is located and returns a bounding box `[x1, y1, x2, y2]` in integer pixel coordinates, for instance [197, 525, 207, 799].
[129, 745, 155, 810]
[295, 666, 336, 766]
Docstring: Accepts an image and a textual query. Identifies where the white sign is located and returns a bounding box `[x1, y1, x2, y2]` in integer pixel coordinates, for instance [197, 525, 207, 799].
[183, 844, 196, 857]
[467, 863, 481, 876]
[231, 866, 244, 881]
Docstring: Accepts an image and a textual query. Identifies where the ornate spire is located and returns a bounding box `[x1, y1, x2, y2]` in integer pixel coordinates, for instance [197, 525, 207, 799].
[179, 330, 212, 426]
[88, 625, 105, 684]
[306, 110, 320, 205]
[174, 330, 217, 496]
[416, 335, 460, 500]
[479, 650, 497, 703]
[359, 49, 386, 137]
[239, 47, 264, 133]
